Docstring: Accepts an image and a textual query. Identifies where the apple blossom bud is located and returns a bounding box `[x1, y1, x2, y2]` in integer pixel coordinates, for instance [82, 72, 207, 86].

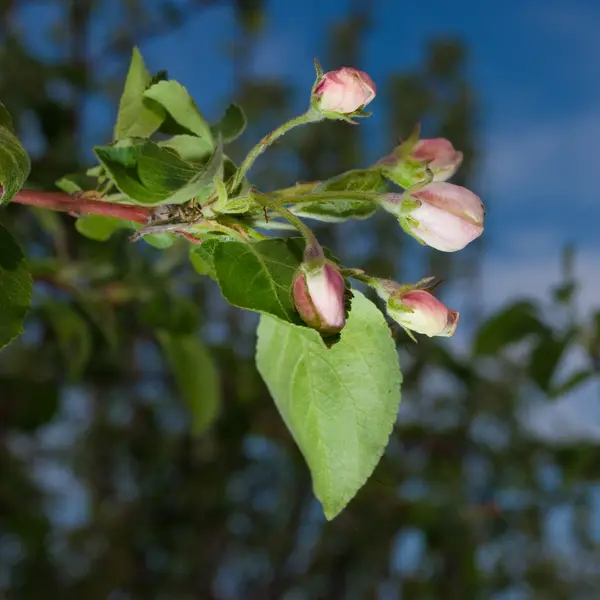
[293, 262, 346, 333]
[381, 182, 484, 252]
[387, 289, 459, 338]
[313, 67, 376, 115]
[377, 138, 463, 188]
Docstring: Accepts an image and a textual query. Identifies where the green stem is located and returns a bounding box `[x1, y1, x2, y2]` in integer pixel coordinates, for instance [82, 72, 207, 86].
[270, 190, 383, 205]
[253, 193, 318, 248]
[230, 108, 323, 191]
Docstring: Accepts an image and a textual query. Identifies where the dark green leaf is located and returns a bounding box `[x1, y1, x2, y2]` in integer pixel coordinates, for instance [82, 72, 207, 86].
[0, 377, 60, 431]
[144, 80, 213, 144]
[474, 301, 548, 356]
[157, 331, 221, 435]
[189, 237, 227, 280]
[140, 295, 198, 333]
[94, 137, 222, 205]
[211, 104, 247, 143]
[0, 101, 31, 205]
[529, 331, 573, 392]
[212, 237, 306, 324]
[114, 47, 165, 139]
[256, 291, 402, 520]
[0, 225, 32, 350]
[43, 302, 92, 381]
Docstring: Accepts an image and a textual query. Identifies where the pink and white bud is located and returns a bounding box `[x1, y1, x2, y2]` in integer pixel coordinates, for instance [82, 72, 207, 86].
[377, 138, 463, 187]
[313, 67, 376, 115]
[293, 262, 346, 333]
[388, 290, 459, 338]
[400, 182, 484, 252]
[411, 138, 463, 181]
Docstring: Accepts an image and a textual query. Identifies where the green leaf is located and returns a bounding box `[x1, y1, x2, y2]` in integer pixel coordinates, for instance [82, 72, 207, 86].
[0, 377, 60, 431]
[140, 294, 197, 333]
[212, 237, 306, 324]
[291, 169, 385, 223]
[549, 370, 594, 398]
[159, 134, 213, 163]
[256, 291, 402, 519]
[157, 331, 221, 435]
[144, 80, 213, 144]
[473, 301, 548, 356]
[0, 225, 32, 350]
[143, 233, 175, 249]
[43, 302, 92, 381]
[94, 137, 222, 205]
[75, 215, 133, 241]
[529, 331, 573, 392]
[190, 237, 226, 280]
[211, 104, 247, 143]
[55, 172, 98, 194]
[114, 47, 165, 140]
[0, 102, 31, 206]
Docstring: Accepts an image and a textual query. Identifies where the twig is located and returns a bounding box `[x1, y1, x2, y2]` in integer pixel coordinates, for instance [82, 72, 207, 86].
[12, 189, 152, 224]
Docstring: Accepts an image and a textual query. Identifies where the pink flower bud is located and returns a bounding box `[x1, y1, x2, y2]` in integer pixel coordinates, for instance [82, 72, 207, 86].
[398, 182, 484, 252]
[377, 138, 463, 187]
[293, 262, 346, 333]
[313, 67, 376, 115]
[411, 138, 463, 181]
[388, 290, 459, 338]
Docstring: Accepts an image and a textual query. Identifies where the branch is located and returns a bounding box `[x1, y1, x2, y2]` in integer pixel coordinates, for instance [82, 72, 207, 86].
[12, 189, 152, 224]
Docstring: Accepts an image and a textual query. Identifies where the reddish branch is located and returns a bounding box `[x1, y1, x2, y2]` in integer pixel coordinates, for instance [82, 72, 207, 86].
[13, 189, 152, 224]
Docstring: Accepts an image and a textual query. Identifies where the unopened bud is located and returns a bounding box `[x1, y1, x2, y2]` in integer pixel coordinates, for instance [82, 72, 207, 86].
[387, 289, 459, 338]
[312, 67, 376, 116]
[381, 182, 484, 252]
[378, 137, 463, 188]
[293, 262, 346, 333]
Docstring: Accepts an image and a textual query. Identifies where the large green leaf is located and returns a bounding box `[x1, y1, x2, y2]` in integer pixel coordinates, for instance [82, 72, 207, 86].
[0, 101, 31, 206]
[144, 80, 213, 144]
[290, 169, 385, 223]
[473, 301, 549, 356]
[256, 290, 402, 519]
[94, 136, 222, 205]
[0, 225, 32, 350]
[114, 47, 165, 140]
[212, 237, 306, 324]
[157, 331, 221, 435]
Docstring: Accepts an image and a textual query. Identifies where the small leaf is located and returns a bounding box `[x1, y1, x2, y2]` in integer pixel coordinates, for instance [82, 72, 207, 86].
[43, 302, 92, 381]
[212, 237, 306, 324]
[144, 80, 213, 144]
[211, 103, 247, 143]
[0, 225, 32, 350]
[291, 169, 385, 223]
[256, 291, 402, 519]
[0, 102, 31, 205]
[474, 301, 548, 356]
[549, 370, 594, 398]
[143, 233, 175, 249]
[55, 172, 98, 194]
[157, 331, 221, 435]
[75, 215, 133, 241]
[529, 331, 573, 392]
[114, 47, 165, 139]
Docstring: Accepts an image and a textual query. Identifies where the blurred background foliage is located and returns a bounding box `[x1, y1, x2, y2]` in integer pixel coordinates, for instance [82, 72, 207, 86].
[1, 0, 600, 598]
